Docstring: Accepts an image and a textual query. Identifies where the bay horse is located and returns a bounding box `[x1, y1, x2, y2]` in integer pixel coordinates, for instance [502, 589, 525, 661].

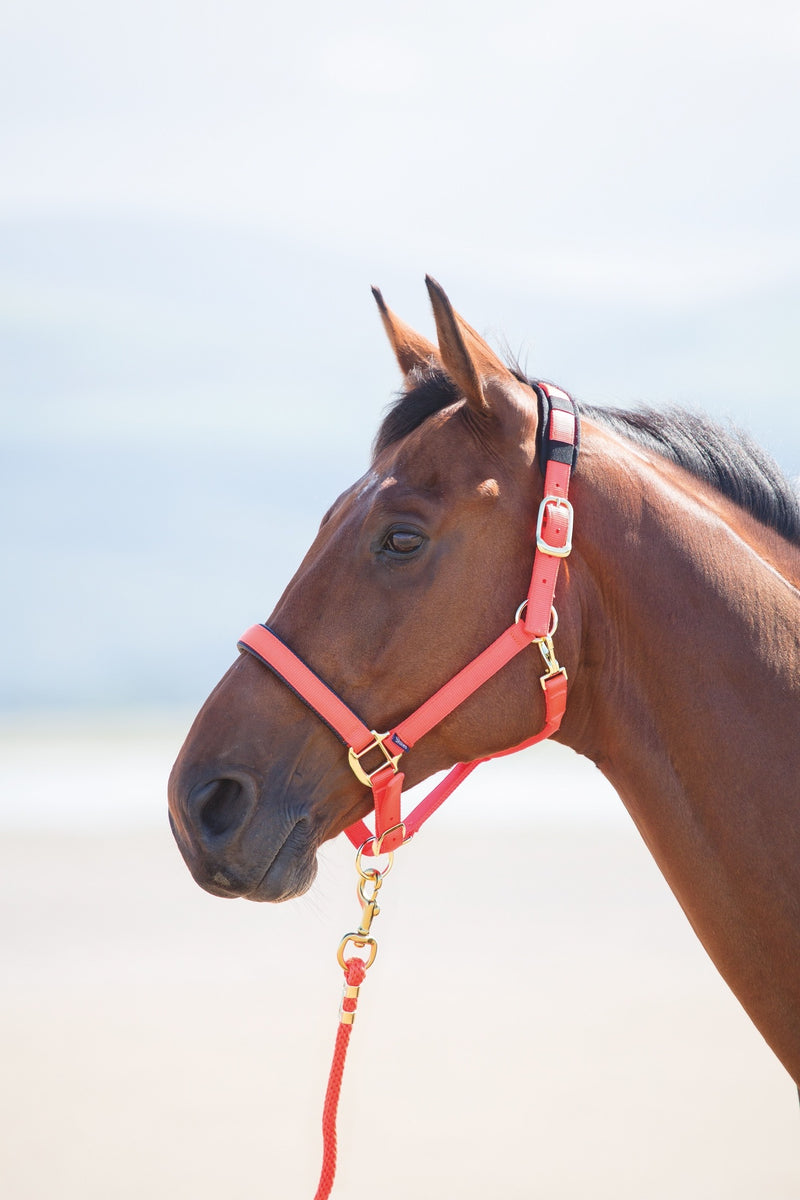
[169, 277, 800, 1088]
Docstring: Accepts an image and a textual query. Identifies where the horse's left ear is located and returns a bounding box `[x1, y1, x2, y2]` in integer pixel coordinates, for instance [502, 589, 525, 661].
[425, 275, 519, 416]
[372, 286, 440, 379]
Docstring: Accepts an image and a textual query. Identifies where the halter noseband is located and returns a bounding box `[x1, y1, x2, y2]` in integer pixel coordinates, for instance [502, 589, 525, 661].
[238, 383, 579, 855]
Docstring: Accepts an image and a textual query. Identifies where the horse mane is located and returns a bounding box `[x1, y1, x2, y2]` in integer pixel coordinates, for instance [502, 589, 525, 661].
[374, 366, 800, 545]
[584, 403, 800, 545]
[374, 366, 461, 456]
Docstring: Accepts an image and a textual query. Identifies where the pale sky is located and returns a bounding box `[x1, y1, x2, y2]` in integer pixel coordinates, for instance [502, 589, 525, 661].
[2, 0, 799, 709]
[3, 0, 799, 304]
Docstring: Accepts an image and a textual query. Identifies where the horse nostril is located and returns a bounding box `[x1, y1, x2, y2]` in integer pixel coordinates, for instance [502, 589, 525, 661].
[190, 777, 249, 840]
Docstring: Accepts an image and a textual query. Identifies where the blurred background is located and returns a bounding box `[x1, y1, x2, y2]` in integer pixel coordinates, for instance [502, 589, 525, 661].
[1, 1, 799, 1196]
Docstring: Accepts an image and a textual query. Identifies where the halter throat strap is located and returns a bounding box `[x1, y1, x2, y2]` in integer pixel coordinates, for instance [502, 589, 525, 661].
[237, 382, 579, 854]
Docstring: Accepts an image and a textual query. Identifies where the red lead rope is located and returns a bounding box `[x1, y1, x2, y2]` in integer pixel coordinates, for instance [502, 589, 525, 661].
[314, 956, 367, 1200]
[236, 384, 579, 1196]
[314, 844, 392, 1199]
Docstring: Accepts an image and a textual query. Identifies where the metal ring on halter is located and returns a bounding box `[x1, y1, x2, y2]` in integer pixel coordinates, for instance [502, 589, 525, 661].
[355, 835, 397, 876]
[514, 601, 559, 638]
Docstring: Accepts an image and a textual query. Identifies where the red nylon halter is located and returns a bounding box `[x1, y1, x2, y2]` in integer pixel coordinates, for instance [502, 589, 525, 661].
[238, 383, 578, 854]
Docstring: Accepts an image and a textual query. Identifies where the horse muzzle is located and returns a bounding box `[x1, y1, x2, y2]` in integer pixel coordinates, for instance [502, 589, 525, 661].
[168, 764, 321, 902]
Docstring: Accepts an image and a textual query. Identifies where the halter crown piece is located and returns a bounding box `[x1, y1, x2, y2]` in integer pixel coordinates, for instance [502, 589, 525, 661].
[238, 382, 579, 855]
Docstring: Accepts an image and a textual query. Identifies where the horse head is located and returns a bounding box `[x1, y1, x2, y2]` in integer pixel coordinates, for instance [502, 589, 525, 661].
[168, 278, 582, 901]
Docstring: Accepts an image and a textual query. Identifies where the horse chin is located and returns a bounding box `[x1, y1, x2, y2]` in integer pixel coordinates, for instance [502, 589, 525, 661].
[169, 810, 320, 903]
[248, 830, 319, 902]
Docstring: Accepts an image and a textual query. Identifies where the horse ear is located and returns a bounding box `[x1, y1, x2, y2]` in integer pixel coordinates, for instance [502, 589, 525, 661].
[425, 276, 516, 416]
[372, 286, 440, 378]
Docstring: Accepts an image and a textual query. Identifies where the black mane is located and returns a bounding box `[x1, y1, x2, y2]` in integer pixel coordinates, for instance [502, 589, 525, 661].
[584, 403, 800, 544]
[374, 367, 800, 545]
[374, 367, 461, 456]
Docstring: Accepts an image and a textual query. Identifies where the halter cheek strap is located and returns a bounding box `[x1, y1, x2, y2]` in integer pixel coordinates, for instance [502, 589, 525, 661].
[238, 383, 578, 855]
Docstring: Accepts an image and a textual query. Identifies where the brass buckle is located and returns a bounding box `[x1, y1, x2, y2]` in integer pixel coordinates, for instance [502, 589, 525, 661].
[348, 731, 403, 787]
[535, 495, 574, 557]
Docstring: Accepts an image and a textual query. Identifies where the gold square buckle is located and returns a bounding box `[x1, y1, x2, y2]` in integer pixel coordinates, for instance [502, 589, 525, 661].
[348, 731, 403, 787]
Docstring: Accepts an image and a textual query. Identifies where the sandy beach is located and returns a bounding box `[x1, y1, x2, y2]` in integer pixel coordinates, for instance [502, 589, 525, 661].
[1, 722, 797, 1199]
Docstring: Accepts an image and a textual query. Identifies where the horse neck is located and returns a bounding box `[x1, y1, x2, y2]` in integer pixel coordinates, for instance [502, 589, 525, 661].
[562, 421, 800, 1081]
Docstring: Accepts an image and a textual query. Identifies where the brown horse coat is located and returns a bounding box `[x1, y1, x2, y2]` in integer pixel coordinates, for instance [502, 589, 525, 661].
[169, 280, 800, 1083]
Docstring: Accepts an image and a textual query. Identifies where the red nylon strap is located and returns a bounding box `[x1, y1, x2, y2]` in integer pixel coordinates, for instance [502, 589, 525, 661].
[237, 383, 578, 857]
[393, 619, 532, 749]
[344, 668, 568, 852]
[237, 625, 376, 755]
[237, 619, 551, 855]
[238, 626, 412, 850]
[524, 403, 575, 637]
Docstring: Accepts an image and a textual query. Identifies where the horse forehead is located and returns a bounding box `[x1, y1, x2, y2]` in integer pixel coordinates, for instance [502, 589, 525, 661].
[354, 469, 384, 501]
[349, 470, 436, 511]
[354, 463, 477, 507]
[357, 468, 416, 493]
[347, 413, 498, 511]
[381, 421, 493, 492]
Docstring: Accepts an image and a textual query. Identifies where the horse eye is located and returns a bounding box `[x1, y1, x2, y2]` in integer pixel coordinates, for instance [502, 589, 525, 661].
[382, 528, 425, 556]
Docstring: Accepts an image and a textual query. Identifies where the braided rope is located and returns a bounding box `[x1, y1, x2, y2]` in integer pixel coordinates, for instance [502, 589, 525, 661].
[313, 957, 368, 1200]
